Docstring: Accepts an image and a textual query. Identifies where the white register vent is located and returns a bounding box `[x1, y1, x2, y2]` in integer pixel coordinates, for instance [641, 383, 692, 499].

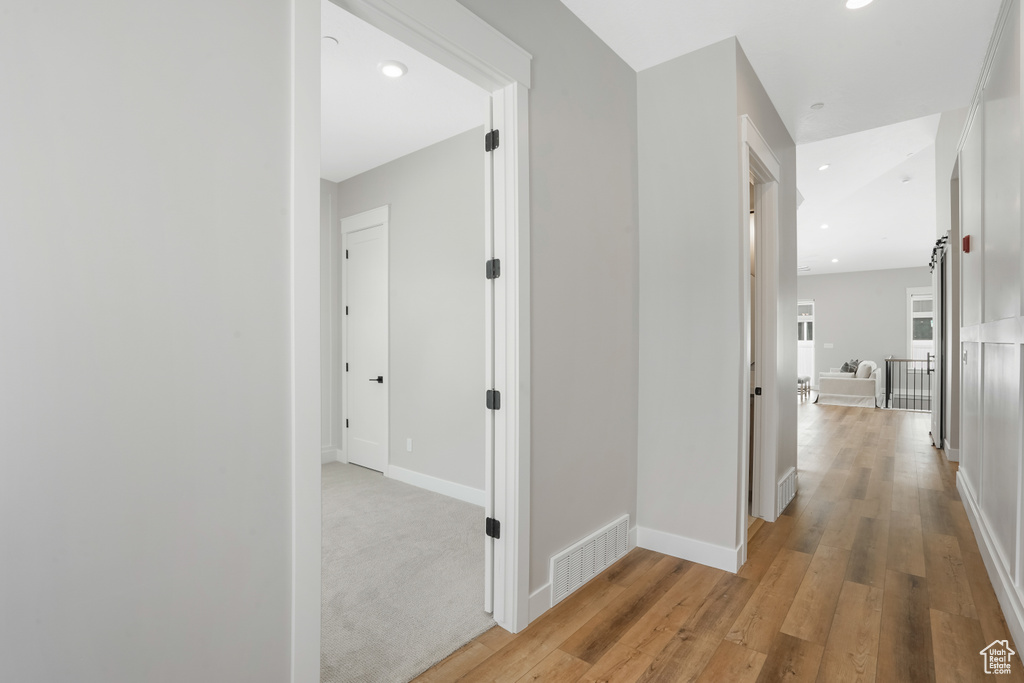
[778, 467, 797, 515]
[550, 515, 629, 606]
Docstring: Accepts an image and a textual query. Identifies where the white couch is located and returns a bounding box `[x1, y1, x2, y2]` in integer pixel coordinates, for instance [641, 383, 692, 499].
[816, 361, 882, 408]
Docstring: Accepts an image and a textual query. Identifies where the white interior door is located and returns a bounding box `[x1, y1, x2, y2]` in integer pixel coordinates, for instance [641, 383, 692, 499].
[345, 221, 389, 473]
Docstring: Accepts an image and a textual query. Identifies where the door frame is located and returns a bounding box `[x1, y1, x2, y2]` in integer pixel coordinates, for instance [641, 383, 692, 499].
[289, 2, 533, 678]
[739, 116, 782, 561]
[340, 206, 390, 472]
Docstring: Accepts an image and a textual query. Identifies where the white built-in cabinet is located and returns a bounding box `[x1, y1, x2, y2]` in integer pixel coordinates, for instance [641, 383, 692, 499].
[955, 0, 1024, 652]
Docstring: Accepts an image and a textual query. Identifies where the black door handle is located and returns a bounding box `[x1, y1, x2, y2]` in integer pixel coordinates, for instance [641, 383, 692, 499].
[369, 376, 383, 383]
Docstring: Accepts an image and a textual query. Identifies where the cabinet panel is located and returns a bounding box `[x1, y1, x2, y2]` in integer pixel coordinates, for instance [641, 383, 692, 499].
[961, 342, 983, 497]
[980, 342, 1020, 577]
[983, 0, 1022, 323]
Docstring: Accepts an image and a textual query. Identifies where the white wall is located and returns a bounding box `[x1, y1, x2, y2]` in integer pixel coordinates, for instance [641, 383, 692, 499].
[458, 0, 640, 596]
[330, 127, 486, 491]
[0, 1, 293, 680]
[797, 267, 934, 380]
[955, 0, 1024, 652]
[637, 37, 797, 569]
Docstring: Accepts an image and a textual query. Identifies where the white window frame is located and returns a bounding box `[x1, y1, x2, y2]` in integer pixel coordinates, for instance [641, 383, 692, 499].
[907, 287, 934, 361]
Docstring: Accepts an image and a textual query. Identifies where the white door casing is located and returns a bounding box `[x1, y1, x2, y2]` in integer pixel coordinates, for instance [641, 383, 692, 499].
[290, 0, 533, 648]
[342, 212, 389, 473]
[739, 116, 782, 571]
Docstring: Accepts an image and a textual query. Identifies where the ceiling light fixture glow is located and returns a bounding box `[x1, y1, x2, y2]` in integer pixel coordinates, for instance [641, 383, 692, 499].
[832, 258, 840, 263]
[846, 0, 874, 8]
[818, 164, 830, 171]
[821, 224, 829, 230]
[379, 61, 407, 78]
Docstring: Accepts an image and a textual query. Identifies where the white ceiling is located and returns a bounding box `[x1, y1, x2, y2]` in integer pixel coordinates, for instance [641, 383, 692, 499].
[320, 0, 489, 183]
[556, 0, 996, 276]
[796, 115, 940, 275]
[558, 0, 1000, 144]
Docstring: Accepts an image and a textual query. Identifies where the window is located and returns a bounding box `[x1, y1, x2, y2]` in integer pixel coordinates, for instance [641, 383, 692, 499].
[907, 288, 934, 360]
[797, 300, 815, 383]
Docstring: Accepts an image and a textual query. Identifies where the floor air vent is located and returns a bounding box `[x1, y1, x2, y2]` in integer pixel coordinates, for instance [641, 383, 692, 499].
[778, 467, 797, 514]
[550, 515, 629, 606]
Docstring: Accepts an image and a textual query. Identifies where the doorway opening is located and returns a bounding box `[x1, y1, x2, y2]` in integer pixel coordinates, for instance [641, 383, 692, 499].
[297, 1, 533, 680]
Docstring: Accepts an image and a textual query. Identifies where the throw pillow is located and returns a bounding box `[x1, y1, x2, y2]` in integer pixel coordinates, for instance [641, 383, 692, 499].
[840, 359, 860, 373]
[855, 362, 872, 379]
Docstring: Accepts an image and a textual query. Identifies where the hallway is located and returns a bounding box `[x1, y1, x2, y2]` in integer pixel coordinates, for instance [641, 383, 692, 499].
[417, 403, 1021, 682]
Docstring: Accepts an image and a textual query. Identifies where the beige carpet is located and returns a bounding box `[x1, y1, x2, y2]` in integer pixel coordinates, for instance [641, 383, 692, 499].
[321, 463, 494, 683]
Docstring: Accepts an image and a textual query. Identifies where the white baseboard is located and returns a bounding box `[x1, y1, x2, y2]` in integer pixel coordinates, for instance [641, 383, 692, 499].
[943, 439, 960, 462]
[958, 473, 1024, 653]
[386, 464, 485, 508]
[321, 447, 344, 464]
[637, 526, 741, 573]
[528, 584, 551, 624]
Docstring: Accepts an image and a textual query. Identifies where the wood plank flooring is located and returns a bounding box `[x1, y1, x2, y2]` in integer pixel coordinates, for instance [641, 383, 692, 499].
[416, 403, 1022, 682]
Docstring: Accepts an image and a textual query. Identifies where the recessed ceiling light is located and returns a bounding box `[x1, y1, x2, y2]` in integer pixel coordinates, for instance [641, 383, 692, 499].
[810, 102, 825, 110]
[821, 224, 829, 230]
[322, 36, 338, 45]
[379, 61, 407, 78]
[818, 164, 830, 171]
[832, 258, 840, 263]
[846, 0, 874, 8]
[901, 177, 911, 184]
[798, 266, 811, 272]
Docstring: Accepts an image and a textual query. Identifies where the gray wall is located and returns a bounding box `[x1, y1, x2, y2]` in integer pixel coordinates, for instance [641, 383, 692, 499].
[736, 43, 799, 501]
[459, 0, 640, 594]
[637, 39, 743, 553]
[0, 1, 291, 679]
[796, 267, 933, 378]
[332, 127, 486, 491]
[637, 37, 798, 557]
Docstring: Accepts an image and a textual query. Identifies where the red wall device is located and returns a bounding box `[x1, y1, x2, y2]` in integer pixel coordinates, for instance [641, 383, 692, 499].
[963, 235, 971, 253]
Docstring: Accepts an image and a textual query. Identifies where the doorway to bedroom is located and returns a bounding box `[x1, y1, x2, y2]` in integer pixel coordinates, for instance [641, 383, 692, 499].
[318, 2, 497, 680]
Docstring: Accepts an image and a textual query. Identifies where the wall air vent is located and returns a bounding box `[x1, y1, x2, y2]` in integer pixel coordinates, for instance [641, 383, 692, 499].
[550, 515, 629, 606]
[778, 467, 797, 515]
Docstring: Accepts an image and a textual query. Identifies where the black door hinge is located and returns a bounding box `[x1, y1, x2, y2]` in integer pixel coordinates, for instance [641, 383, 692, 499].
[754, 387, 762, 396]
[485, 129, 500, 152]
[345, 418, 349, 428]
[345, 306, 349, 315]
[485, 517, 501, 539]
[486, 389, 501, 410]
[345, 363, 349, 372]
[486, 258, 501, 279]
[345, 249, 349, 259]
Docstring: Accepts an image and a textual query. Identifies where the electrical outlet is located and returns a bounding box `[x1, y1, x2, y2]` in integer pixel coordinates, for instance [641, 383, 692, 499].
[406, 438, 413, 452]
[824, 342, 834, 349]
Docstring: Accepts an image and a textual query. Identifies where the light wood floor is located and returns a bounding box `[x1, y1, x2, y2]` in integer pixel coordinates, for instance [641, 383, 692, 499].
[416, 401, 1023, 683]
